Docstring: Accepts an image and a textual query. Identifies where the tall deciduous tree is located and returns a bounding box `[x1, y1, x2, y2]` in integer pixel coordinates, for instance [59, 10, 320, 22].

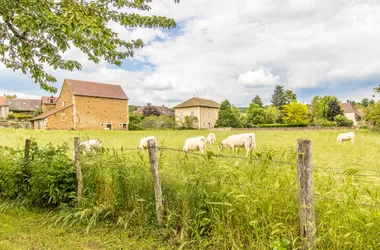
[0, 0, 178, 92]
[364, 102, 380, 128]
[231, 105, 242, 128]
[361, 98, 369, 107]
[247, 103, 265, 125]
[252, 95, 263, 108]
[311, 95, 339, 121]
[285, 90, 297, 104]
[283, 101, 309, 124]
[215, 100, 240, 128]
[264, 106, 280, 124]
[326, 99, 344, 121]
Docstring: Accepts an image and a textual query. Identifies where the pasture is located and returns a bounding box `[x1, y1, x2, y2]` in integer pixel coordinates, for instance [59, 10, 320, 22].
[1, 128, 380, 249]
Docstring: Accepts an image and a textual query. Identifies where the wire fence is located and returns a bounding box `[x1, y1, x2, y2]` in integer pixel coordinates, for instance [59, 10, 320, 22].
[43, 139, 380, 212]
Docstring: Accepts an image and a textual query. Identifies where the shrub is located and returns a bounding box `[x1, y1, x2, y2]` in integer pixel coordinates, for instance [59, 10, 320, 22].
[7, 112, 33, 121]
[334, 114, 354, 127]
[0, 141, 76, 207]
[140, 115, 175, 129]
[177, 116, 198, 129]
[256, 123, 309, 128]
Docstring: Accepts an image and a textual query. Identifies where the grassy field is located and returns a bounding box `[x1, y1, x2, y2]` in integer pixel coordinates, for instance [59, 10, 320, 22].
[1, 127, 380, 169]
[1, 128, 380, 249]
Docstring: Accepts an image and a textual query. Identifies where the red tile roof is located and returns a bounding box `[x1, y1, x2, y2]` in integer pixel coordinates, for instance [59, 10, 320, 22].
[173, 97, 220, 109]
[30, 105, 73, 121]
[41, 96, 58, 105]
[64, 79, 128, 100]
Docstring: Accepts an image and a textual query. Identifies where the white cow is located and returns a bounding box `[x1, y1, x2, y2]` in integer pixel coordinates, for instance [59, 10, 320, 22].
[219, 133, 255, 156]
[183, 136, 207, 154]
[206, 133, 216, 146]
[138, 136, 158, 151]
[336, 132, 355, 143]
[242, 133, 257, 150]
[80, 140, 102, 155]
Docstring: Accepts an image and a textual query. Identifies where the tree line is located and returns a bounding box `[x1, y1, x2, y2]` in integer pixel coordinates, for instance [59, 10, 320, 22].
[214, 85, 379, 128]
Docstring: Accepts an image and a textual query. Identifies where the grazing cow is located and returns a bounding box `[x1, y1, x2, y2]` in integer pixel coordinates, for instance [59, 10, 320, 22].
[138, 136, 158, 151]
[242, 133, 257, 149]
[80, 140, 102, 155]
[336, 132, 355, 143]
[206, 133, 216, 146]
[219, 133, 255, 156]
[183, 136, 207, 154]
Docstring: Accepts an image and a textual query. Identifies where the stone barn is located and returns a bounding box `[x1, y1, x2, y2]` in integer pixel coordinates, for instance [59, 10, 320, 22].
[30, 79, 129, 130]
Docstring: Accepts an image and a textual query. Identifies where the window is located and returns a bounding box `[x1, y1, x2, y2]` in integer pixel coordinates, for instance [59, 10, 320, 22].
[191, 111, 194, 116]
[180, 112, 184, 118]
[208, 111, 210, 117]
[60, 113, 66, 121]
[120, 123, 122, 127]
[101, 123, 104, 127]
[62, 101, 65, 107]
[202, 111, 205, 116]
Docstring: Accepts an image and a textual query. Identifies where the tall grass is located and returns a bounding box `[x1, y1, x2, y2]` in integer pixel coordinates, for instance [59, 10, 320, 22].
[0, 128, 379, 249]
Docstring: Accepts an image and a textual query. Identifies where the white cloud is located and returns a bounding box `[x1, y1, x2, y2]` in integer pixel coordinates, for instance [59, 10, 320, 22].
[1, 0, 380, 107]
[238, 67, 280, 87]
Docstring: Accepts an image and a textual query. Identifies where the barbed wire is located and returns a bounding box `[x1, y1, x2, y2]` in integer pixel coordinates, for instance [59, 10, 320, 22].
[314, 165, 380, 173]
[159, 172, 297, 193]
[314, 193, 380, 208]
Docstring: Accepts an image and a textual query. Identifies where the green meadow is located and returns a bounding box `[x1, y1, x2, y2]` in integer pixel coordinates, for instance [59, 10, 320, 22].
[0, 128, 379, 249]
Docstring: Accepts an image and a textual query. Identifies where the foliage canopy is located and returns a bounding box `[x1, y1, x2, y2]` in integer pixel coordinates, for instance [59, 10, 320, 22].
[0, 0, 178, 92]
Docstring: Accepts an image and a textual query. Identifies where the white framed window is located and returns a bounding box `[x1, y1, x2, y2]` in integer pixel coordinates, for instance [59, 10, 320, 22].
[62, 101, 65, 106]
[191, 111, 194, 116]
[180, 112, 184, 118]
[60, 113, 66, 121]
[101, 122, 104, 127]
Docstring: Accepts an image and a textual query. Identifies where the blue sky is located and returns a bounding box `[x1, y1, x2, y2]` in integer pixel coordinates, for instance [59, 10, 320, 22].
[1, 0, 379, 107]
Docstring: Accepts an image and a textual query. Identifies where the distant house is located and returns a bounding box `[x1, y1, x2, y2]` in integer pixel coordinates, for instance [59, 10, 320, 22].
[173, 97, 220, 129]
[41, 96, 58, 112]
[340, 102, 363, 126]
[30, 79, 129, 130]
[0, 95, 41, 119]
[134, 105, 173, 116]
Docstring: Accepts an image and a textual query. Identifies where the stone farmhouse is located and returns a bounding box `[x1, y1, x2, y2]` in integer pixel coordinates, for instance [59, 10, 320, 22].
[340, 102, 363, 126]
[0, 95, 41, 119]
[41, 96, 58, 112]
[30, 79, 129, 130]
[134, 105, 173, 116]
[173, 97, 220, 129]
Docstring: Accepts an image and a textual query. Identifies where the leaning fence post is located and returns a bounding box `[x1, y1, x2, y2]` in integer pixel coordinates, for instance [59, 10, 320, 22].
[297, 139, 316, 249]
[74, 137, 83, 206]
[148, 139, 164, 226]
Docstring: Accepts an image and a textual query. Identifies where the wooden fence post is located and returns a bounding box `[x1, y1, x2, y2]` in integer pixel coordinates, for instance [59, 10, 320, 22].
[23, 139, 31, 167]
[74, 137, 83, 206]
[22, 139, 31, 178]
[148, 139, 164, 226]
[297, 139, 316, 250]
